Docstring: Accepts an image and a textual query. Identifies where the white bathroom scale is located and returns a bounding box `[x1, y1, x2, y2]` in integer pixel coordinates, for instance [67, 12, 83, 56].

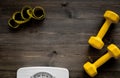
[17, 67, 69, 78]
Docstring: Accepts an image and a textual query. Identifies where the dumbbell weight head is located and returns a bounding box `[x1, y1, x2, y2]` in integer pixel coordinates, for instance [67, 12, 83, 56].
[108, 44, 120, 59]
[83, 62, 97, 77]
[88, 36, 104, 49]
[104, 10, 119, 23]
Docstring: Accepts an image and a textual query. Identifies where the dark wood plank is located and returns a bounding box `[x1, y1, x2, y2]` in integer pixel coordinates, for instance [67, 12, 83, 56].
[0, 0, 120, 78]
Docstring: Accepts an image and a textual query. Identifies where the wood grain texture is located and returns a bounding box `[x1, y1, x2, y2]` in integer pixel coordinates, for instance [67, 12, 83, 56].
[0, 0, 120, 78]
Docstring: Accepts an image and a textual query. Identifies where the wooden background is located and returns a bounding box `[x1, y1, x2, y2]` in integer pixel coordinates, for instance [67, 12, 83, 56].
[0, 0, 120, 78]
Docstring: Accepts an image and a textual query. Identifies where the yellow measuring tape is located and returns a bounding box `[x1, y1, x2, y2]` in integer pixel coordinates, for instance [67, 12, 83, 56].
[8, 18, 20, 29]
[27, 6, 46, 20]
[12, 11, 30, 24]
[8, 6, 45, 29]
[21, 6, 32, 20]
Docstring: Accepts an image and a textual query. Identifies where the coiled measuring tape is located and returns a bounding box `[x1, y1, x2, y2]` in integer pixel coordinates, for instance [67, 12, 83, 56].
[21, 6, 32, 20]
[27, 6, 46, 20]
[8, 18, 20, 29]
[8, 6, 45, 29]
[12, 11, 30, 24]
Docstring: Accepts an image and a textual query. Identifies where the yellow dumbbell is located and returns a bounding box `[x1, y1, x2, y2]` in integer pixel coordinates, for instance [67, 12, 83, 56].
[88, 10, 119, 49]
[83, 44, 120, 77]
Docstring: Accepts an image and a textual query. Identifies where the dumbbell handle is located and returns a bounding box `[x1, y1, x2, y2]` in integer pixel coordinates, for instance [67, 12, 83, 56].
[93, 51, 112, 68]
[97, 19, 112, 39]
